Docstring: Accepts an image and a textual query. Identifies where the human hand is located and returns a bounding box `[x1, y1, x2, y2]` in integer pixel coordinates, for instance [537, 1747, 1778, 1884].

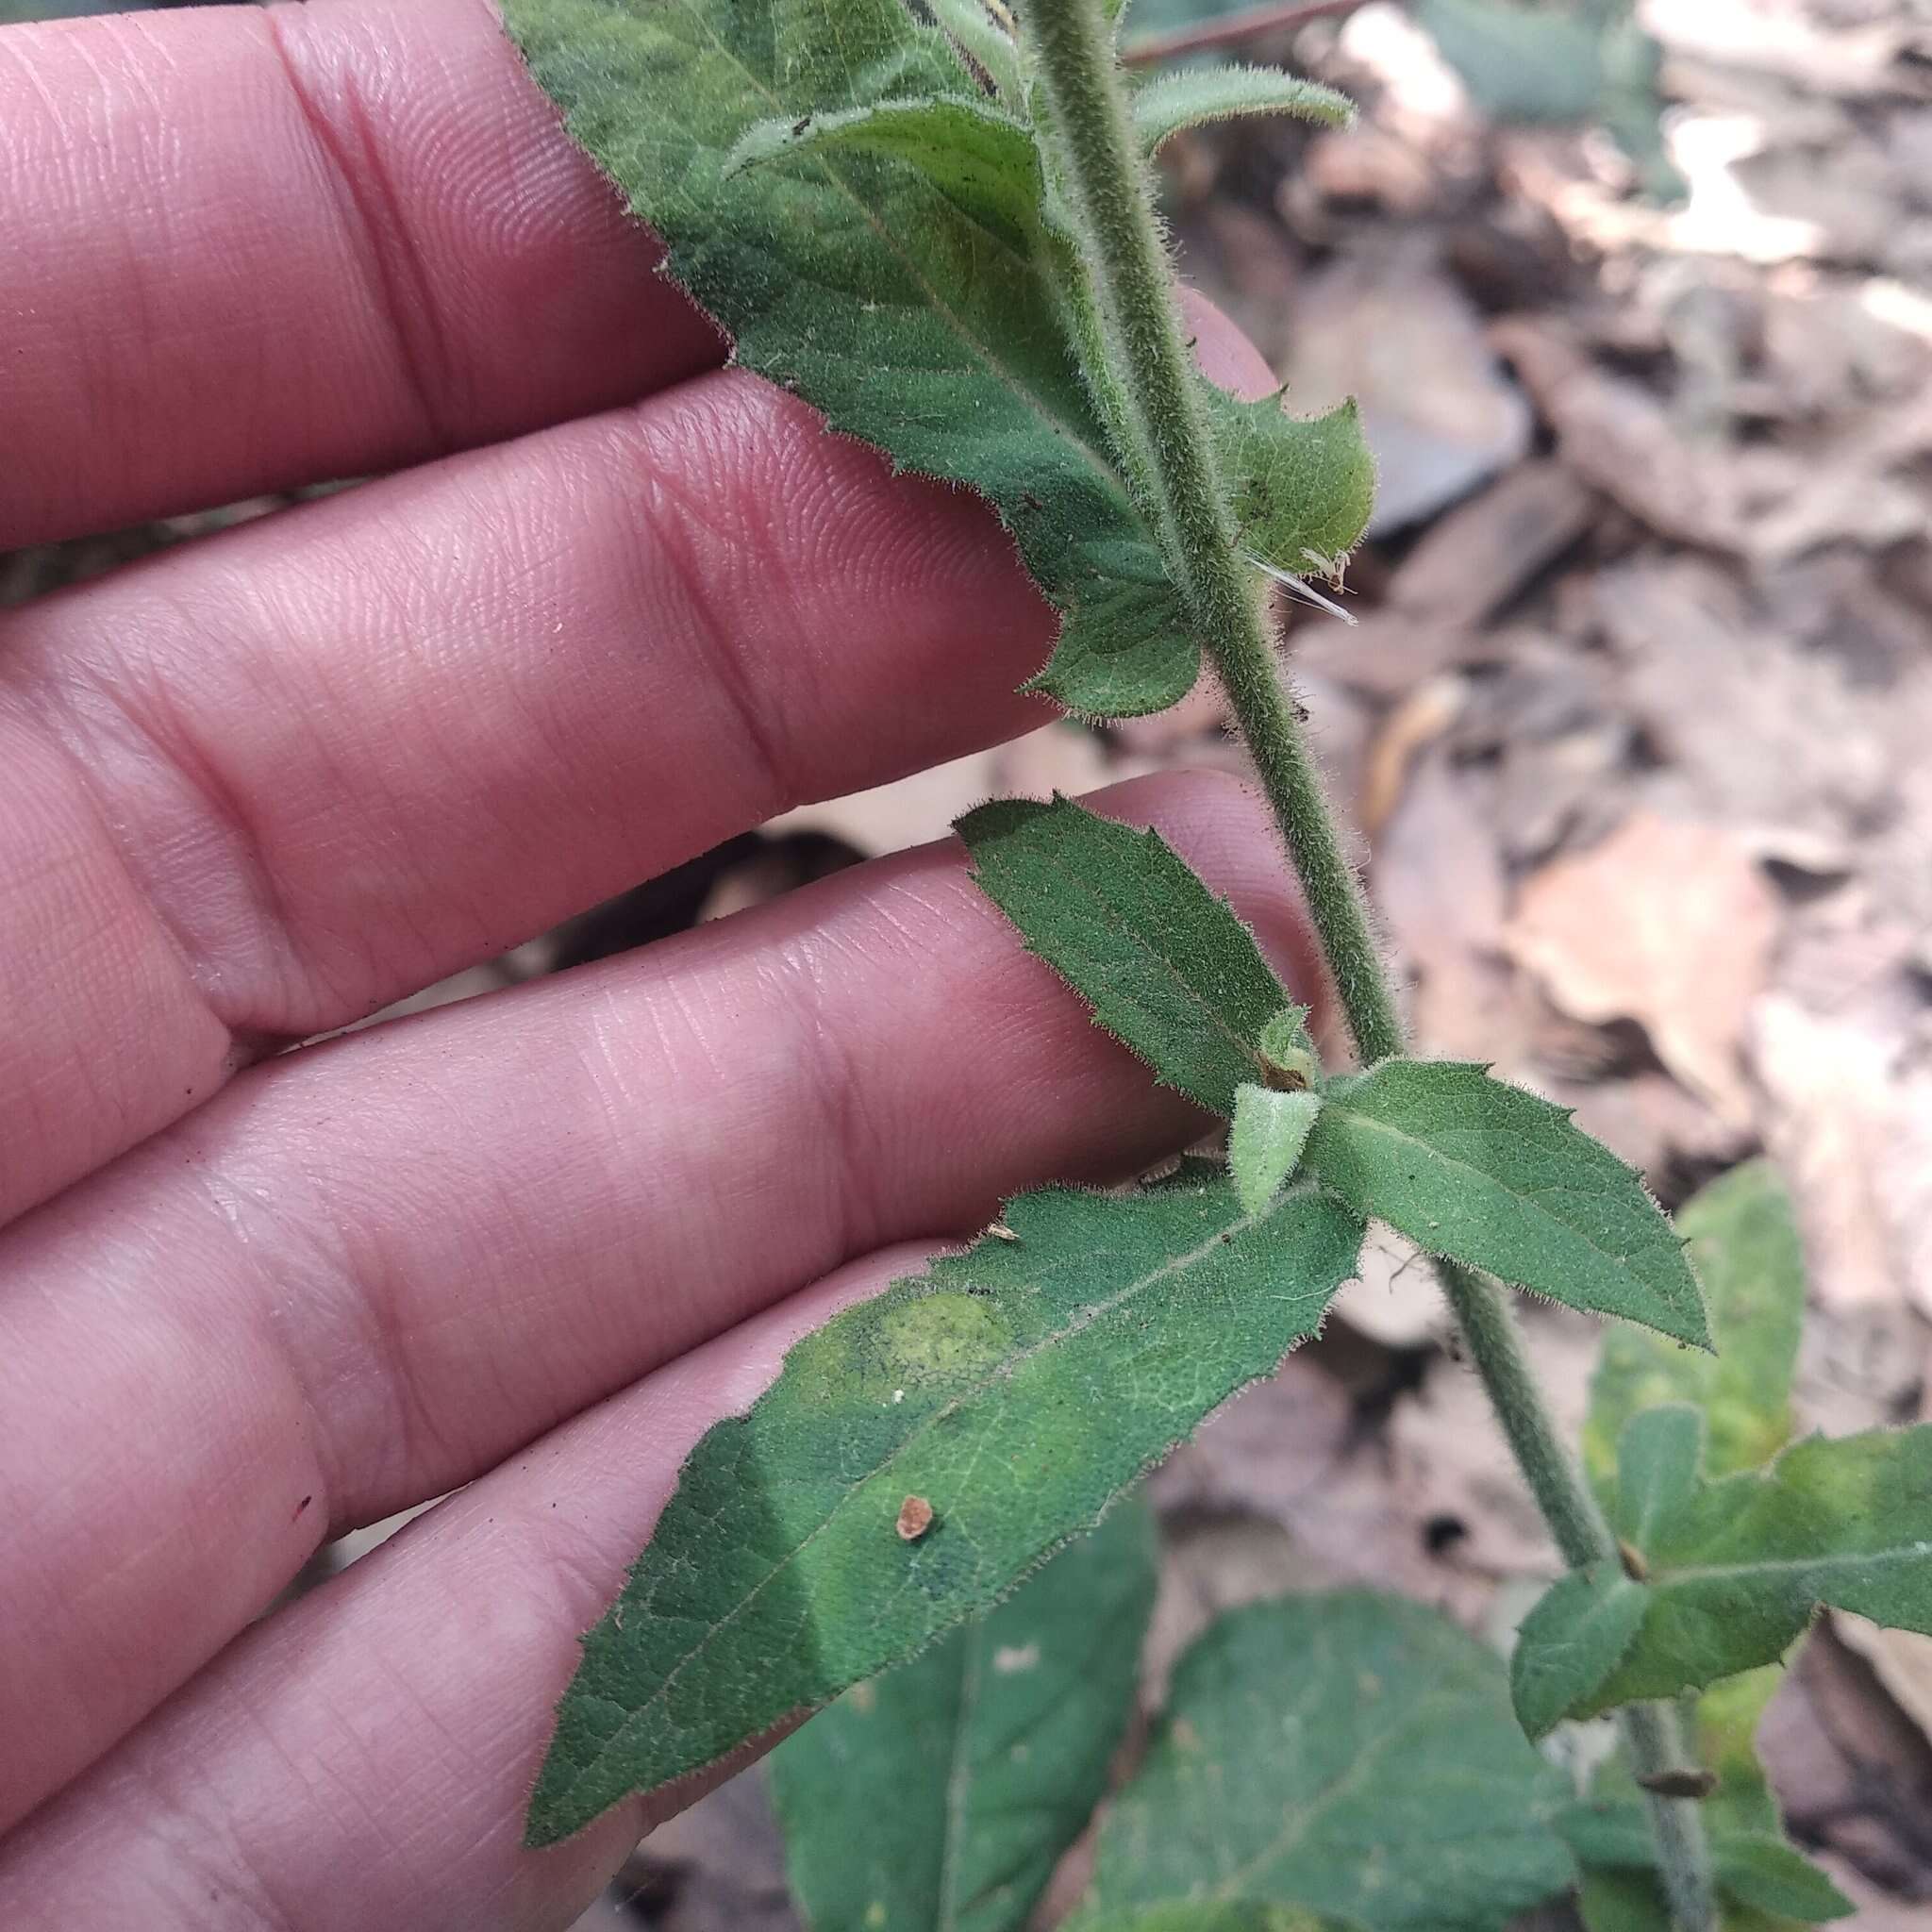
[0, 2, 1316, 1924]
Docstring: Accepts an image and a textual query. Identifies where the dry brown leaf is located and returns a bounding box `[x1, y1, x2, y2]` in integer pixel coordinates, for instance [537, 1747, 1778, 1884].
[1388, 1307, 1601, 1583]
[1751, 993, 1932, 1316]
[1329, 1222, 1449, 1349]
[1285, 241, 1532, 533]
[1374, 748, 1529, 1062]
[1360, 674, 1468, 841]
[1506, 811, 1779, 1126]
[1487, 316, 1745, 549]
[1837, 1616, 1932, 1748]
[1152, 1354, 1487, 1620]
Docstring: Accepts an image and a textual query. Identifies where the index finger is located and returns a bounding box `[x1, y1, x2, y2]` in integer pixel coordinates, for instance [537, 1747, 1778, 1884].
[0, 0, 722, 546]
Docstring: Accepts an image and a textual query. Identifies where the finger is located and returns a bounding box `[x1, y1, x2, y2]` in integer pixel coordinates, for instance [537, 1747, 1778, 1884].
[0, 1250, 911, 1932]
[0, 772, 1319, 1831]
[0, 293, 1266, 1226]
[0, 369, 1051, 1224]
[0, 0, 720, 546]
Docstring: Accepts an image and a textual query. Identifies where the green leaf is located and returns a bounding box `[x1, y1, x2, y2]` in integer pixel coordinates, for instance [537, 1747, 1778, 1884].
[1565, 1663, 1853, 1932]
[770, 1497, 1158, 1932]
[1575, 1865, 1674, 1932]
[1510, 1557, 1647, 1740]
[1566, 1166, 1842, 1928]
[1076, 1591, 1575, 1932]
[1585, 1159, 1805, 1491]
[1206, 388, 1377, 586]
[924, 0, 1024, 103]
[1415, 0, 1606, 122]
[505, 0, 1374, 722]
[1714, 1840, 1856, 1924]
[1090, 1910, 1362, 1932]
[728, 95, 1042, 250]
[1300, 1059, 1710, 1346]
[1515, 1406, 1932, 1725]
[1695, 1664, 1791, 1837]
[1230, 1085, 1322, 1215]
[526, 1174, 1364, 1843]
[957, 794, 1289, 1115]
[1132, 63, 1353, 154]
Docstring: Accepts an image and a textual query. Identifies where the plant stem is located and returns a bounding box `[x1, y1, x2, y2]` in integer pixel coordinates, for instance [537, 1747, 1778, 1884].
[1025, 0, 1404, 1074]
[1028, 6, 1718, 1925]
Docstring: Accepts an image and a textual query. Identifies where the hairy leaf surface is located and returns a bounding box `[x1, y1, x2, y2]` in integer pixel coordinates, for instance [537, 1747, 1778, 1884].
[1585, 1159, 1803, 1490]
[958, 794, 1289, 1114]
[1077, 1591, 1574, 1932]
[527, 1175, 1363, 1842]
[1134, 63, 1352, 153]
[505, 0, 1374, 719]
[1230, 1085, 1321, 1214]
[771, 1498, 1158, 1932]
[1301, 1059, 1709, 1345]
[1515, 1405, 1932, 1728]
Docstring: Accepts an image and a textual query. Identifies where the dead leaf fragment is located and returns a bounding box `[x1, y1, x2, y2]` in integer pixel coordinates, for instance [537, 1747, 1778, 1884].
[1506, 812, 1778, 1125]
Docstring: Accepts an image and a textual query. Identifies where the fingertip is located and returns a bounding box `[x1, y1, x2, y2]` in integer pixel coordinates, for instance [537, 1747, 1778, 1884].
[1180, 287, 1279, 403]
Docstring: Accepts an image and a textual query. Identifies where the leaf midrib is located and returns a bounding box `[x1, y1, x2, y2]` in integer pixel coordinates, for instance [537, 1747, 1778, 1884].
[1651, 1537, 1932, 1589]
[555, 1188, 1331, 1820]
[1326, 1100, 1691, 1318]
[1030, 863, 1268, 1088]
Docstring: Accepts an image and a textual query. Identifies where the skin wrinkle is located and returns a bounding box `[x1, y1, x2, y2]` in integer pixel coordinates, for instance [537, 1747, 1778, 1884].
[0, 0, 721, 546]
[0, 0, 1312, 1907]
[0, 361, 1059, 1224]
[260, 8, 456, 452]
[0, 774, 1296, 1847]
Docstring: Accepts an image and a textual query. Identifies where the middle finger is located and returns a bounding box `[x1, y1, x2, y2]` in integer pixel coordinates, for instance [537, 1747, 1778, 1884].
[0, 368, 1054, 1226]
[0, 771, 1317, 1834]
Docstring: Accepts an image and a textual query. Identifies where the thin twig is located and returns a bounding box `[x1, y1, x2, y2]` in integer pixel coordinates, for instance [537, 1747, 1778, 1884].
[1119, 0, 1369, 68]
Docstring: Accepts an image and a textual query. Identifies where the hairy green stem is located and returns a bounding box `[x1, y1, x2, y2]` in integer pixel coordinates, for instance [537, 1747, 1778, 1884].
[1027, 5, 1716, 1924]
[1025, 0, 1404, 1069]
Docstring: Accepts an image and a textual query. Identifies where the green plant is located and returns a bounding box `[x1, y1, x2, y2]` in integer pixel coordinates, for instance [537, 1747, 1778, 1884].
[500, 1, 1930, 1924]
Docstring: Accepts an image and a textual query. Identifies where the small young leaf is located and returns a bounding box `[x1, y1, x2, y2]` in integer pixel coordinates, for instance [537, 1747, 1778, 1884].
[770, 1497, 1158, 1932]
[1614, 1401, 1704, 1541]
[1585, 1159, 1804, 1491]
[1509, 1558, 1647, 1741]
[1133, 63, 1353, 155]
[1231, 1085, 1322, 1214]
[1206, 387, 1377, 589]
[957, 794, 1290, 1115]
[1076, 1591, 1575, 1932]
[526, 1174, 1363, 1843]
[924, 0, 1024, 102]
[727, 95, 1041, 249]
[1300, 1059, 1710, 1346]
[1257, 1005, 1319, 1085]
[1515, 1406, 1932, 1725]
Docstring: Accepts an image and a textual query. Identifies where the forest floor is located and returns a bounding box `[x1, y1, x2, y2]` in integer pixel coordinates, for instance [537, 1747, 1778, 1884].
[7, 0, 1930, 1924]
